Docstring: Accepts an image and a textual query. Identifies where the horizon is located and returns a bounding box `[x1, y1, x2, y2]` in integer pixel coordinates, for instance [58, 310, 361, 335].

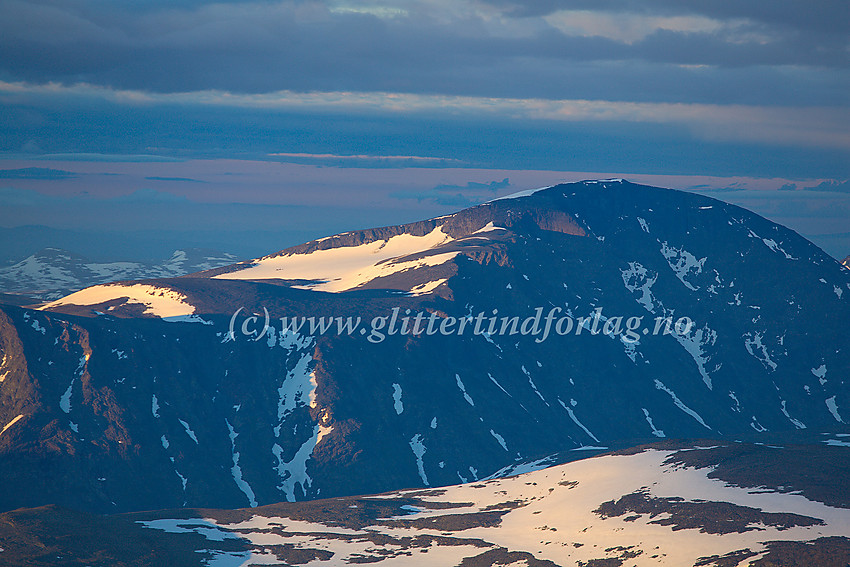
[1, 166, 849, 264]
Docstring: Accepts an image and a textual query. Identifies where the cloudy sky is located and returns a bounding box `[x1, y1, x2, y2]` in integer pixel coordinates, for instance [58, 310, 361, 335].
[1, 0, 848, 260]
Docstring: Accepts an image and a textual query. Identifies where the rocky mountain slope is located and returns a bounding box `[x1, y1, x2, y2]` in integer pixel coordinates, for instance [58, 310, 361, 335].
[1, 180, 848, 515]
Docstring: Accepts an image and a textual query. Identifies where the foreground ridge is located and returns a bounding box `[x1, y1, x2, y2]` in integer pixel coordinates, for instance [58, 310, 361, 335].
[3, 441, 850, 566]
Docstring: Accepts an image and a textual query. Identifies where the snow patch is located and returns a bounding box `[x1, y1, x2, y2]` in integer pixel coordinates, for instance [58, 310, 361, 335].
[558, 398, 600, 443]
[408, 278, 447, 296]
[811, 364, 827, 385]
[621, 262, 658, 312]
[472, 222, 508, 234]
[409, 434, 429, 486]
[59, 354, 88, 414]
[779, 400, 806, 430]
[675, 325, 717, 389]
[226, 419, 258, 507]
[642, 408, 665, 437]
[483, 455, 559, 480]
[392, 383, 404, 415]
[489, 185, 551, 202]
[729, 391, 742, 413]
[521, 365, 548, 405]
[175, 469, 187, 492]
[489, 429, 509, 451]
[654, 379, 712, 430]
[826, 396, 844, 423]
[138, 519, 243, 542]
[162, 314, 212, 325]
[750, 417, 767, 433]
[179, 419, 199, 444]
[273, 423, 330, 502]
[659, 241, 705, 291]
[744, 332, 777, 371]
[759, 236, 796, 259]
[277, 351, 317, 421]
[488, 373, 512, 398]
[59, 382, 74, 413]
[455, 374, 475, 406]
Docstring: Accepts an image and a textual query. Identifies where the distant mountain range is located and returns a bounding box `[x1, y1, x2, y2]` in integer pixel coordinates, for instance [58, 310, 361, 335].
[0, 247, 238, 301]
[1, 180, 848, 526]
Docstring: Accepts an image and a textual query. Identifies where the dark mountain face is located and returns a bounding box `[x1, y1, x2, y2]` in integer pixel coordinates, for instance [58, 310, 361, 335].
[1, 180, 848, 514]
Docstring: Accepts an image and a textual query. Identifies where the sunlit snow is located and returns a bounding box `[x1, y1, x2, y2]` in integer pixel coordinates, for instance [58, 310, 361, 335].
[41, 283, 198, 318]
[215, 226, 458, 293]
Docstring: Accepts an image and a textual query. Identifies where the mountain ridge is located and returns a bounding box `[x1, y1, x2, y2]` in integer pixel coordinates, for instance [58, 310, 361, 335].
[0, 180, 848, 515]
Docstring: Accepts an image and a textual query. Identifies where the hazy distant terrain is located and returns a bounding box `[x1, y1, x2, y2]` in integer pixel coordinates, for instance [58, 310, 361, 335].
[0, 247, 237, 301]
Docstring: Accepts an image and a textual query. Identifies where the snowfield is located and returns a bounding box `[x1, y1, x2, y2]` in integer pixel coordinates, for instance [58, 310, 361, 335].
[140, 447, 850, 566]
[40, 283, 198, 318]
[214, 226, 457, 293]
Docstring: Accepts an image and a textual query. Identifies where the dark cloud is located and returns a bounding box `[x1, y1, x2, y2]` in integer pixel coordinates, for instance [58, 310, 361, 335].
[388, 190, 479, 207]
[1, 1, 847, 189]
[390, 177, 512, 206]
[482, 0, 850, 35]
[145, 176, 206, 183]
[0, 167, 76, 179]
[0, 0, 846, 105]
[633, 28, 849, 68]
[2, 101, 848, 179]
[433, 178, 511, 192]
[34, 153, 182, 163]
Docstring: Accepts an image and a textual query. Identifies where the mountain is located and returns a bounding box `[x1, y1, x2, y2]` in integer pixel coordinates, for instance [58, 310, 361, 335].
[1, 180, 848, 515]
[2, 440, 849, 567]
[0, 247, 238, 301]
